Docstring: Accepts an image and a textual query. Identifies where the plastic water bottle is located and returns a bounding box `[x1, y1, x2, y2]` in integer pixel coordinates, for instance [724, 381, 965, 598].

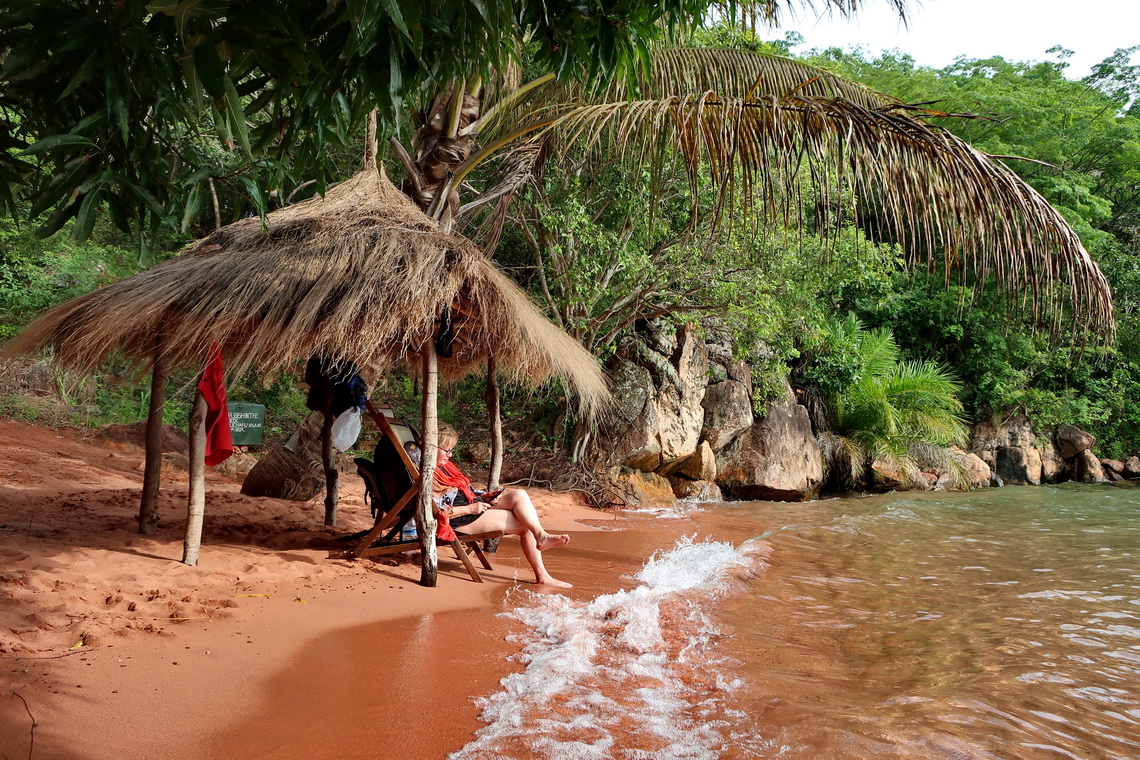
[401, 521, 417, 541]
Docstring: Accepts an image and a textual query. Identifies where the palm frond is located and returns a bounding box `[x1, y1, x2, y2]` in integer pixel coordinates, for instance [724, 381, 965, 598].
[501, 89, 1113, 338]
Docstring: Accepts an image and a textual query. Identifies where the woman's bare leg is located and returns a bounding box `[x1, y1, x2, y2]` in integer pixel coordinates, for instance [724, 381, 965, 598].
[490, 489, 569, 550]
[520, 531, 572, 588]
[458, 509, 571, 587]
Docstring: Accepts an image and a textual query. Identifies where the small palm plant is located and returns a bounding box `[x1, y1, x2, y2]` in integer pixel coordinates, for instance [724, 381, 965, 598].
[809, 315, 969, 490]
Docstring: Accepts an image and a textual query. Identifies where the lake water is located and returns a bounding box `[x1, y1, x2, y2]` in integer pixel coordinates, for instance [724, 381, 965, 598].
[453, 483, 1140, 759]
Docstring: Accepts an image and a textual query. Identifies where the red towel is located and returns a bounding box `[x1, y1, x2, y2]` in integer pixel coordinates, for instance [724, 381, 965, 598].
[436, 512, 456, 542]
[197, 344, 233, 466]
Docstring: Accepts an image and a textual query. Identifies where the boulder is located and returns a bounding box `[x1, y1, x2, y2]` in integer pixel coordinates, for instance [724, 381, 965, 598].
[610, 468, 677, 508]
[1056, 425, 1097, 460]
[962, 451, 992, 489]
[1074, 449, 1108, 484]
[600, 358, 662, 471]
[970, 416, 1037, 451]
[700, 380, 753, 452]
[669, 477, 724, 502]
[1100, 458, 1125, 475]
[869, 461, 903, 490]
[1125, 456, 1140, 479]
[593, 324, 709, 473]
[639, 317, 677, 356]
[715, 381, 822, 501]
[1039, 435, 1066, 483]
[937, 449, 990, 490]
[656, 324, 708, 468]
[995, 446, 1042, 486]
[675, 441, 717, 481]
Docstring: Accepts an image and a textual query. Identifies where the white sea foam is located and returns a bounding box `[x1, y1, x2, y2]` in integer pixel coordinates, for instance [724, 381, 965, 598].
[450, 536, 766, 760]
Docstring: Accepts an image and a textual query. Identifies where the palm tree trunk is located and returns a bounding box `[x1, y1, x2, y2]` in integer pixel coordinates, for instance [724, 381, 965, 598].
[401, 81, 482, 224]
[418, 340, 440, 587]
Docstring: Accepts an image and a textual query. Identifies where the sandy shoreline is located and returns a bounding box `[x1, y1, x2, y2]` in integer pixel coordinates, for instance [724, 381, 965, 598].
[0, 418, 659, 759]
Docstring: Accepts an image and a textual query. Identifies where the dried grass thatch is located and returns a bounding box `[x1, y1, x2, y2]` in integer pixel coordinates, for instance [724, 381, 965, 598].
[5, 167, 608, 417]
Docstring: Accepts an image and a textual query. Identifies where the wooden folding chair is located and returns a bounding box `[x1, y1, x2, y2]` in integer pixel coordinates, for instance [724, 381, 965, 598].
[347, 402, 501, 582]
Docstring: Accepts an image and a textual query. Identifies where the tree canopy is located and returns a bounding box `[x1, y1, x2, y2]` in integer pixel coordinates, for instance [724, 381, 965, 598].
[0, 0, 900, 248]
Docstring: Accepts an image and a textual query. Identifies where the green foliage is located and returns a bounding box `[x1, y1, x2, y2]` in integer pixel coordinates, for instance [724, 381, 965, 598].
[805, 315, 968, 484]
[0, 0, 734, 243]
[0, 220, 148, 338]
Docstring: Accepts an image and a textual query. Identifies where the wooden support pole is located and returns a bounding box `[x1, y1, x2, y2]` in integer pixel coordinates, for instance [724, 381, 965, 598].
[138, 328, 168, 535]
[182, 390, 208, 566]
[321, 396, 338, 527]
[485, 354, 503, 491]
[418, 341, 440, 587]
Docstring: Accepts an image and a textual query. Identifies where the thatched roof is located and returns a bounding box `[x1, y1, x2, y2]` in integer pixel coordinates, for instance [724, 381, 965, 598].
[5, 167, 609, 417]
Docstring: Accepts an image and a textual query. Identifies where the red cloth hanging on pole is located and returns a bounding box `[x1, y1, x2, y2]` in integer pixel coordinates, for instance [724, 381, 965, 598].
[197, 342, 233, 466]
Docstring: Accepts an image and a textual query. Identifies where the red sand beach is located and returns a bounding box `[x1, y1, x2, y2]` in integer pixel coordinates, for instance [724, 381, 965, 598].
[0, 418, 683, 759]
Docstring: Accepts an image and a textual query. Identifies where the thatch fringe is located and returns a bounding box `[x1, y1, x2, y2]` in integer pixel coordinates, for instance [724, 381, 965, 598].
[5, 167, 609, 419]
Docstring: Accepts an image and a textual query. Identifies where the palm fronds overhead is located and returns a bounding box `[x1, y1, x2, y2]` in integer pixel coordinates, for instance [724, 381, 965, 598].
[3, 168, 609, 419]
[462, 48, 1114, 339]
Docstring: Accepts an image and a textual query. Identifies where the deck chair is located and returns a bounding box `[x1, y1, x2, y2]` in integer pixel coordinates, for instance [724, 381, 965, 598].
[347, 401, 502, 582]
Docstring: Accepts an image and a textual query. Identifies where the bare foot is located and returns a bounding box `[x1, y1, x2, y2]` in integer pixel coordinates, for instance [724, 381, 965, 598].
[536, 576, 573, 588]
[536, 533, 570, 551]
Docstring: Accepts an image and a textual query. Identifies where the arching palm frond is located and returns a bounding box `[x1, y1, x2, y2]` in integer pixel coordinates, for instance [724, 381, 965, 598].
[472, 83, 1113, 338]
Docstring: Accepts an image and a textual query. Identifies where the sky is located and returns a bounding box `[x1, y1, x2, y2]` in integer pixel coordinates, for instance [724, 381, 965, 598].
[774, 0, 1139, 78]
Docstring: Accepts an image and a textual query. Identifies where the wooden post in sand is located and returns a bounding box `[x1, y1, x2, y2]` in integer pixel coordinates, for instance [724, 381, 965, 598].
[485, 354, 503, 491]
[182, 390, 208, 566]
[418, 339, 440, 587]
[138, 327, 168, 535]
[320, 393, 338, 528]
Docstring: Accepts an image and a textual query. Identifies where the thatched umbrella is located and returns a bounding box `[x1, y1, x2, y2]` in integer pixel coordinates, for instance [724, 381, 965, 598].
[5, 165, 609, 582]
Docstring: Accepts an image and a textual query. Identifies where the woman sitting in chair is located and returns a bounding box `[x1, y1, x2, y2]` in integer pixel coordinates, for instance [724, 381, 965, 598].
[432, 424, 572, 588]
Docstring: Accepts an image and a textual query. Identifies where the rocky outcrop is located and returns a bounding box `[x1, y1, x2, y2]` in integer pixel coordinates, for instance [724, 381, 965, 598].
[610, 468, 677, 507]
[604, 358, 663, 471]
[1126, 457, 1140, 479]
[970, 416, 1058, 486]
[1057, 425, 1096, 459]
[995, 445, 1043, 486]
[961, 450, 992, 489]
[700, 375, 753, 452]
[669, 477, 723, 502]
[594, 322, 708, 474]
[676, 441, 717, 481]
[1075, 449, 1108, 484]
[657, 324, 709, 469]
[715, 381, 822, 501]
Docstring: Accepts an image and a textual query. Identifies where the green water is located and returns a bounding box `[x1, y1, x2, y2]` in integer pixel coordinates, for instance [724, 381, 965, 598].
[718, 483, 1140, 759]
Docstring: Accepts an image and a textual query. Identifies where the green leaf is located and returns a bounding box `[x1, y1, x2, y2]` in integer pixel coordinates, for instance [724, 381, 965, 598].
[194, 41, 226, 100]
[19, 134, 96, 155]
[223, 75, 251, 154]
[35, 202, 77, 239]
[72, 187, 103, 241]
[181, 182, 204, 233]
[378, 0, 410, 39]
[60, 49, 102, 100]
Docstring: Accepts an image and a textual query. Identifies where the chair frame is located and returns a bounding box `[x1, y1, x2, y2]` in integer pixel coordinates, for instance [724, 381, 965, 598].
[348, 401, 501, 582]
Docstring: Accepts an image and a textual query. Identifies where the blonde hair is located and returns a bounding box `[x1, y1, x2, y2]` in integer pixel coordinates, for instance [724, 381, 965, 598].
[438, 423, 458, 449]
